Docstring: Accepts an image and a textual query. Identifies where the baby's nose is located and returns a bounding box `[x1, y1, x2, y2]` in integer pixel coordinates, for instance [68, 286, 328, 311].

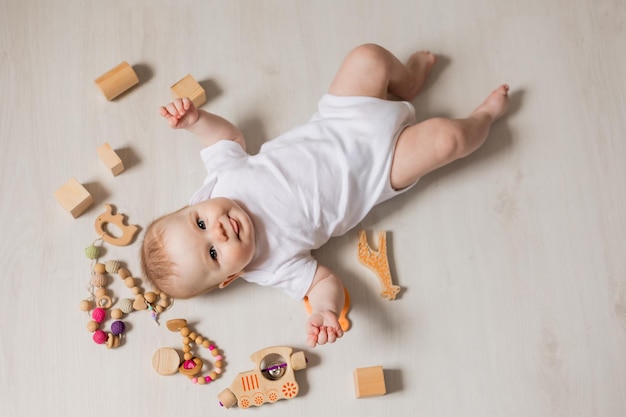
[212, 221, 227, 241]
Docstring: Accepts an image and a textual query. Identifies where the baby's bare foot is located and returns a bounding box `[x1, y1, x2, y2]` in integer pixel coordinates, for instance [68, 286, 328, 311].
[405, 51, 437, 97]
[472, 84, 510, 122]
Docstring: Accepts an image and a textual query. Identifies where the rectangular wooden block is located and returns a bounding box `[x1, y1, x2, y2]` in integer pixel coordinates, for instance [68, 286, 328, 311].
[170, 74, 206, 108]
[97, 142, 124, 176]
[354, 366, 386, 398]
[54, 177, 94, 218]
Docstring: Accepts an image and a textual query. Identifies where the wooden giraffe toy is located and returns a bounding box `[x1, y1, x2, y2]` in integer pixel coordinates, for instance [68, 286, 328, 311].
[357, 230, 401, 300]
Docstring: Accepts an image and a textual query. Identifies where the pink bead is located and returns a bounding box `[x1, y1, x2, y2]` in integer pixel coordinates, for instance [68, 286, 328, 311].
[191, 377, 198, 384]
[93, 329, 107, 344]
[92, 308, 106, 323]
[215, 368, 222, 375]
[215, 355, 223, 361]
[208, 345, 215, 350]
[205, 376, 213, 383]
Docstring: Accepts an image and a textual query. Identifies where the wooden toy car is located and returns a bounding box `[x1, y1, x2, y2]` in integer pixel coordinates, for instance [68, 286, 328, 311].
[218, 346, 307, 409]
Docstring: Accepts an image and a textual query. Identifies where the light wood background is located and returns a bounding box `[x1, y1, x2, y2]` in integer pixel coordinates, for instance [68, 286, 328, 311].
[1, 1, 625, 416]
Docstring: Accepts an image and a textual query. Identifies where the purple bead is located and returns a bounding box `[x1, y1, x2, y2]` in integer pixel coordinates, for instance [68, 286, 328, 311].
[111, 320, 126, 335]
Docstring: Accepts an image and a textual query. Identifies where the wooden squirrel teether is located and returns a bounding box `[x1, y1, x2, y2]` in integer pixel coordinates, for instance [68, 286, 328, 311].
[357, 230, 401, 300]
[94, 204, 140, 246]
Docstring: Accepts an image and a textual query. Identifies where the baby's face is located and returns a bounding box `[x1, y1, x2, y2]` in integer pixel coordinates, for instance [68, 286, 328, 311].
[160, 197, 256, 297]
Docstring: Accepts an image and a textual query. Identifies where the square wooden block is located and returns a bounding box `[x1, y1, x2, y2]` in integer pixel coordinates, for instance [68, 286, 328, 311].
[354, 366, 386, 398]
[54, 177, 94, 218]
[97, 142, 124, 176]
[170, 74, 206, 108]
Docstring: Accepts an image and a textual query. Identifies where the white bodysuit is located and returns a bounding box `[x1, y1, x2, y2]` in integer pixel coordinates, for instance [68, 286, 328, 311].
[190, 94, 416, 299]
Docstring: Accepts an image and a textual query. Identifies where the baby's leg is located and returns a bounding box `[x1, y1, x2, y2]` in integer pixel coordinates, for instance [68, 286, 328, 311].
[390, 85, 510, 189]
[329, 44, 436, 100]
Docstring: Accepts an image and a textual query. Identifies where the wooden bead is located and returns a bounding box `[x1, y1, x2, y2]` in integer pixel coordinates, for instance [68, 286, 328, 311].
[195, 336, 204, 345]
[188, 332, 197, 340]
[87, 320, 99, 332]
[118, 268, 131, 279]
[131, 286, 141, 295]
[144, 292, 157, 303]
[94, 263, 106, 274]
[214, 360, 223, 369]
[209, 371, 218, 380]
[155, 305, 164, 314]
[180, 327, 190, 337]
[202, 340, 210, 348]
[106, 333, 120, 349]
[133, 295, 147, 310]
[110, 308, 123, 319]
[184, 353, 193, 361]
[124, 277, 135, 287]
[79, 299, 92, 311]
[211, 348, 220, 357]
[158, 298, 170, 308]
[183, 345, 191, 353]
[95, 288, 107, 297]
[182, 337, 190, 345]
[198, 377, 206, 385]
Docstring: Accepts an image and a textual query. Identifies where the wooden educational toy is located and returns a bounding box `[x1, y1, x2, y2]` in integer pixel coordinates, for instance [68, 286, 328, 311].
[54, 177, 94, 218]
[357, 230, 401, 300]
[218, 346, 307, 409]
[94, 61, 139, 100]
[353, 366, 386, 398]
[304, 286, 351, 331]
[170, 74, 206, 108]
[94, 204, 140, 246]
[97, 142, 124, 176]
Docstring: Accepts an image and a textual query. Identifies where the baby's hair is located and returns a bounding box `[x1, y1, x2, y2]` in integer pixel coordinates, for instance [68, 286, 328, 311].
[140, 214, 179, 295]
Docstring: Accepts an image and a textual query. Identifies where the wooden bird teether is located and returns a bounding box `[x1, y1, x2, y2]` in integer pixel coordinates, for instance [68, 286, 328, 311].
[357, 230, 401, 300]
[94, 204, 140, 246]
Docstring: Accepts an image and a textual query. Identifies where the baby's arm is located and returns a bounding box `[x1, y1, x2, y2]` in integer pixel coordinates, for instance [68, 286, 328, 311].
[160, 97, 246, 150]
[305, 264, 345, 347]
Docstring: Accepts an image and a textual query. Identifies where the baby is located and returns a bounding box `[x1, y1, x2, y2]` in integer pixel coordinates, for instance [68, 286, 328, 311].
[141, 43, 509, 347]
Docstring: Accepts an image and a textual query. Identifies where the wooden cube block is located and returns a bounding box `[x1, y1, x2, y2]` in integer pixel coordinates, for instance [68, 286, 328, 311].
[97, 142, 124, 176]
[354, 366, 386, 398]
[94, 61, 139, 100]
[170, 74, 206, 108]
[54, 177, 94, 218]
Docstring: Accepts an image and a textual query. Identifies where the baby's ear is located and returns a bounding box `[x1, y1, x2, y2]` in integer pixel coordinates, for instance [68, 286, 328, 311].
[218, 273, 241, 289]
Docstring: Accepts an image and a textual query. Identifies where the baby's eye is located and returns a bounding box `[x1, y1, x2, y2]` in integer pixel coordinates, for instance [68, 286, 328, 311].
[209, 246, 218, 260]
[197, 219, 206, 230]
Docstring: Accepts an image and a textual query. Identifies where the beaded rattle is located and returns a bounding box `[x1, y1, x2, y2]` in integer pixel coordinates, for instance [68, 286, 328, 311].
[79, 239, 172, 348]
[151, 318, 225, 385]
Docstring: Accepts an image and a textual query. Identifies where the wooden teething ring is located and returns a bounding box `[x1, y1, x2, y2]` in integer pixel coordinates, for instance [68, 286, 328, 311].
[94, 204, 140, 246]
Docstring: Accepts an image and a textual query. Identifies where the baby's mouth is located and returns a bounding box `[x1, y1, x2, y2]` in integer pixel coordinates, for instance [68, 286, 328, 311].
[229, 217, 240, 238]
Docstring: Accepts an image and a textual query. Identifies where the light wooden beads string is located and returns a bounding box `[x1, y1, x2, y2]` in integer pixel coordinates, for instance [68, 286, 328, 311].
[79, 240, 172, 348]
[166, 319, 225, 385]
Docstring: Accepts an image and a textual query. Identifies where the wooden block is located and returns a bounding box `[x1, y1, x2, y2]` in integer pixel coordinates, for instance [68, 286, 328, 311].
[95, 61, 139, 100]
[170, 74, 206, 108]
[97, 142, 124, 176]
[354, 366, 386, 398]
[53, 177, 94, 218]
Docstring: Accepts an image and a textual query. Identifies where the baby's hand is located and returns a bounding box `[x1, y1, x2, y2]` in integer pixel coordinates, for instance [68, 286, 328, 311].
[306, 311, 344, 347]
[159, 97, 199, 129]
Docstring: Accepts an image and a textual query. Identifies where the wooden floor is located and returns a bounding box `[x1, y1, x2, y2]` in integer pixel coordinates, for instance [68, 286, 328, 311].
[1, 0, 625, 416]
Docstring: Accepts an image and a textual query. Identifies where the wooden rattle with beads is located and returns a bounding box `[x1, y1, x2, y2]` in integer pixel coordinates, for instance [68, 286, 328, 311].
[79, 239, 172, 348]
[152, 319, 225, 385]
